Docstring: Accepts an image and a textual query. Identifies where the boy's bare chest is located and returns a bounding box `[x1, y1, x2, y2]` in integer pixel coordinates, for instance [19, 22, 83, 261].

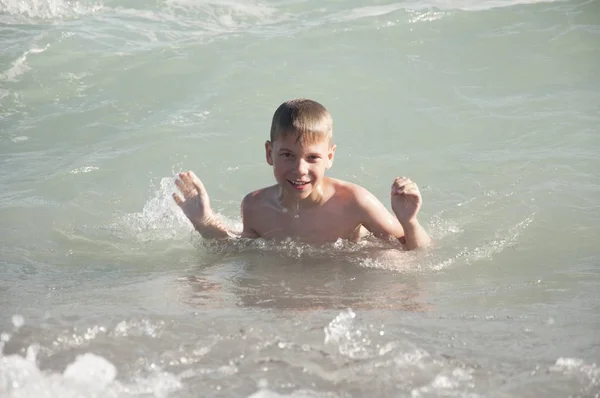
[253, 206, 361, 243]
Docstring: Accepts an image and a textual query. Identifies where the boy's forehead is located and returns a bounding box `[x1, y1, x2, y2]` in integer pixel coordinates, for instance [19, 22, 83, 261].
[273, 133, 330, 149]
[273, 136, 330, 151]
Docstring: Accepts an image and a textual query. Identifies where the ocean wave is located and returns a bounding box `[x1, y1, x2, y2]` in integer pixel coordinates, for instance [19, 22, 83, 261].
[403, 0, 565, 11]
[0, 0, 103, 21]
[0, 43, 50, 82]
[0, 0, 566, 28]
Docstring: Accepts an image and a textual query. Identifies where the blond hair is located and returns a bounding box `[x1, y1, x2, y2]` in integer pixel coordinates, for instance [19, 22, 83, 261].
[269, 98, 333, 145]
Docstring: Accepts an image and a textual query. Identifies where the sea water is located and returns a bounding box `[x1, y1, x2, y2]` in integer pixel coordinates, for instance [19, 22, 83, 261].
[1, 0, 599, 396]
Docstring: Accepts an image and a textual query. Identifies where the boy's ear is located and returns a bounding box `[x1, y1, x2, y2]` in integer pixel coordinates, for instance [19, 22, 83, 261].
[326, 144, 337, 169]
[265, 141, 273, 166]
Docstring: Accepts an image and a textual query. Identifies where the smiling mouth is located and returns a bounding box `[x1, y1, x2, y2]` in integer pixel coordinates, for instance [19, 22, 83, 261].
[289, 180, 310, 187]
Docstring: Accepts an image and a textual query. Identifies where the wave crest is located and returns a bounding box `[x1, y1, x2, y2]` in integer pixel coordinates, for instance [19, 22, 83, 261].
[0, 0, 103, 21]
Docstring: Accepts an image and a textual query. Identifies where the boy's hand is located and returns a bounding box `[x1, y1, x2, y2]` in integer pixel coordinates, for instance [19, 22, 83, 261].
[390, 176, 422, 225]
[173, 171, 214, 229]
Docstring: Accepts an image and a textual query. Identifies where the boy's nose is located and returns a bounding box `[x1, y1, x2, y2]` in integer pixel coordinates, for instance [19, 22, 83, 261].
[296, 159, 309, 174]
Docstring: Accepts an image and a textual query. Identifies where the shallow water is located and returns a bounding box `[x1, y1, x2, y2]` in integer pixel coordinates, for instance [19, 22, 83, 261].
[1, 0, 599, 396]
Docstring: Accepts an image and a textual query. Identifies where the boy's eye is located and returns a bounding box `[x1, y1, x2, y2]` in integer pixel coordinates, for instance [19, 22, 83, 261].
[308, 155, 320, 162]
[280, 152, 292, 158]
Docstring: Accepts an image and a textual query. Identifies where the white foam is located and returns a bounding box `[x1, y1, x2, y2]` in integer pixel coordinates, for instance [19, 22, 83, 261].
[248, 388, 342, 398]
[407, 10, 446, 23]
[411, 367, 475, 397]
[0, 53, 31, 82]
[62, 353, 117, 387]
[326, 4, 448, 31]
[164, 0, 275, 18]
[334, 4, 406, 22]
[0, 0, 103, 20]
[428, 0, 564, 11]
[113, 319, 164, 338]
[403, 0, 564, 11]
[160, 0, 279, 32]
[69, 166, 98, 174]
[0, 354, 41, 395]
[551, 357, 599, 387]
[0, 351, 182, 398]
[313, 0, 559, 30]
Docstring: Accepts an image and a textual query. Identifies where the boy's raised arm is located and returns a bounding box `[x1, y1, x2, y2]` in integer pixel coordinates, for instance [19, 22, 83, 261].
[172, 171, 237, 239]
[355, 178, 431, 250]
[390, 177, 431, 250]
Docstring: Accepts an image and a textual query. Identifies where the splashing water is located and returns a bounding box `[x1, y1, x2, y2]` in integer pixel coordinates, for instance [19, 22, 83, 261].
[324, 309, 372, 359]
[0, 351, 182, 397]
[112, 177, 192, 242]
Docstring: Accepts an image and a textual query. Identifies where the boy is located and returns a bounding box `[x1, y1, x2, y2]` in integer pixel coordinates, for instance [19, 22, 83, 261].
[173, 98, 431, 250]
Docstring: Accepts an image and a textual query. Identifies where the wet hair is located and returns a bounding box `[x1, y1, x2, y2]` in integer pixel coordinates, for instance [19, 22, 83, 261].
[269, 98, 333, 146]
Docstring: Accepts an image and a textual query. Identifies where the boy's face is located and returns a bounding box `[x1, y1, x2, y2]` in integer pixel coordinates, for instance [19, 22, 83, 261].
[265, 134, 336, 201]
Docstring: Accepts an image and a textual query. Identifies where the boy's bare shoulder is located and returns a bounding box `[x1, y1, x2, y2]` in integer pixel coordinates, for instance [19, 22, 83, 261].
[327, 177, 374, 201]
[242, 184, 279, 208]
[327, 177, 388, 215]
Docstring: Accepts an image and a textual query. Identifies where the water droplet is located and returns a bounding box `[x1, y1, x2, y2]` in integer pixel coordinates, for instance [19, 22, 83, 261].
[258, 378, 268, 388]
[12, 314, 24, 329]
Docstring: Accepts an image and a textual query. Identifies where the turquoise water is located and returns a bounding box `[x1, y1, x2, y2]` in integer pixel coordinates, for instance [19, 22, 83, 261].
[1, 0, 599, 396]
